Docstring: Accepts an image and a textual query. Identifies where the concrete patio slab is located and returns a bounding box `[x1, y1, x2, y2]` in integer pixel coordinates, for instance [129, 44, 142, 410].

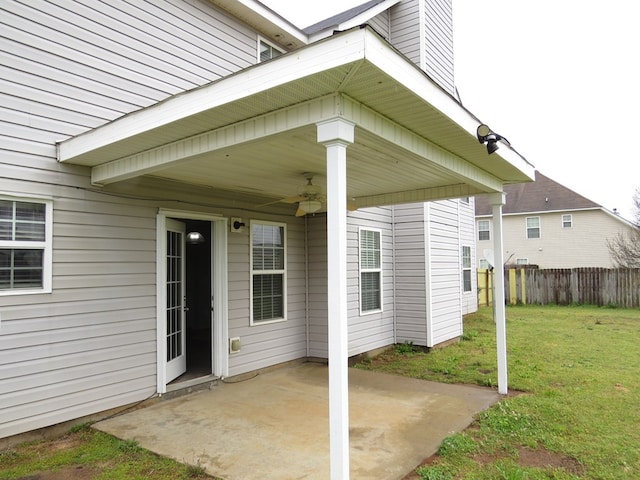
[94, 363, 500, 479]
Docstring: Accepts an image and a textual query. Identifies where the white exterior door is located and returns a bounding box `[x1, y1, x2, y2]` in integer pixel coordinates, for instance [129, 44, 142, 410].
[165, 219, 187, 382]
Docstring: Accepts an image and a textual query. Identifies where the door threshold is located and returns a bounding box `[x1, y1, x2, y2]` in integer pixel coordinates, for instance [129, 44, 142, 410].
[166, 374, 219, 394]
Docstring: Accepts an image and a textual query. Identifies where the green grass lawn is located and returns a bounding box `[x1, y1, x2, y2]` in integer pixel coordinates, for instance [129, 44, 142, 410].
[357, 305, 640, 479]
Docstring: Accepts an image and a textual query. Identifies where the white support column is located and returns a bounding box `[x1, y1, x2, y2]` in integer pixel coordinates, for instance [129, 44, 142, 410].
[317, 118, 355, 480]
[489, 192, 508, 395]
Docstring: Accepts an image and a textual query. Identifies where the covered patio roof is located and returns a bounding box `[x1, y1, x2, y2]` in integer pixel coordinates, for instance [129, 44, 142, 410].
[57, 25, 534, 208]
[57, 24, 531, 480]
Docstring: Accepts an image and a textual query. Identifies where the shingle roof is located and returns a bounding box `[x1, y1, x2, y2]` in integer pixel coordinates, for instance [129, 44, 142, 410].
[475, 171, 600, 216]
[302, 0, 389, 34]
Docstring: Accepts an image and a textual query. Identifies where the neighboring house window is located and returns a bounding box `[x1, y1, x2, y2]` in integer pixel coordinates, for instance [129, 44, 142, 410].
[359, 228, 382, 313]
[526, 216, 541, 238]
[516, 258, 528, 265]
[479, 258, 490, 269]
[251, 221, 286, 324]
[460, 197, 470, 204]
[258, 38, 283, 62]
[0, 196, 52, 295]
[478, 220, 490, 241]
[562, 214, 573, 228]
[462, 245, 472, 292]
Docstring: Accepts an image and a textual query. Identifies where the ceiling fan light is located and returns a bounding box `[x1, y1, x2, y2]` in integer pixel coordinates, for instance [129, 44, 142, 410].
[298, 200, 322, 214]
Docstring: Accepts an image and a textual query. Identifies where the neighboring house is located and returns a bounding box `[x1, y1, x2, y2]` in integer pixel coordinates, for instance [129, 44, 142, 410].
[475, 171, 637, 268]
[0, 0, 533, 469]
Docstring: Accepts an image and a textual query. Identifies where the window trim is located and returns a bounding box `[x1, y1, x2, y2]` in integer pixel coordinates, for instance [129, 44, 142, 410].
[359, 227, 383, 315]
[562, 214, 573, 228]
[516, 258, 529, 265]
[477, 219, 491, 241]
[257, 36, 284, 63]
[0, 194, 53, 296]
[526, 216, 541, 239]
[461, 245, 472, 293]
[249, 220, 287, 326]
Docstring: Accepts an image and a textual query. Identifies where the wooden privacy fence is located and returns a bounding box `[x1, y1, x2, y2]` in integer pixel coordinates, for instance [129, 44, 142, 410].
[478, 268, 640, 308]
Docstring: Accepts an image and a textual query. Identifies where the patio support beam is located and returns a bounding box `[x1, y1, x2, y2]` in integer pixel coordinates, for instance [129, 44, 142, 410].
[489, 192, 508, 395]
[317, 117, 355, 480]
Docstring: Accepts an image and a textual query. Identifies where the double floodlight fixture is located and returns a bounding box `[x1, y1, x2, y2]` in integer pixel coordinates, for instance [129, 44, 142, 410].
[476, 124, 509, 155]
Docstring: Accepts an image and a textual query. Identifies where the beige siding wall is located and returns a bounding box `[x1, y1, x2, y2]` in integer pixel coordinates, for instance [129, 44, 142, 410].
[477, 210, 636, 269]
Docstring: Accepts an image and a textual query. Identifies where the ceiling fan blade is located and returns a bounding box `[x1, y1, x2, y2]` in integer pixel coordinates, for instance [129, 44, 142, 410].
[281, 195, 306, 204]
[295, 207, 307, 217]
[256, 195, 306, 208]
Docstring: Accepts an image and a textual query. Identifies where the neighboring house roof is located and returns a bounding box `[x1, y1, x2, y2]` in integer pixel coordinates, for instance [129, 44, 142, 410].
[475, 171, 600, 216]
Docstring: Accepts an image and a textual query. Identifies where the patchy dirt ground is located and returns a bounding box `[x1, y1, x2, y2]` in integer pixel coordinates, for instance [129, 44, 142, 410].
[14, 466, 98, 480]
[401, 447, 584, 479]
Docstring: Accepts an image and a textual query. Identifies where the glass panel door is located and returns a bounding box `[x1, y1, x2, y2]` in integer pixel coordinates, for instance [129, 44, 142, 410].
[166, 219, 186, 382]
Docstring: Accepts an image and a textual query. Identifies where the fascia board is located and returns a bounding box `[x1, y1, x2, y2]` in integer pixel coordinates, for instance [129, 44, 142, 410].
[360, 30, 535, 183]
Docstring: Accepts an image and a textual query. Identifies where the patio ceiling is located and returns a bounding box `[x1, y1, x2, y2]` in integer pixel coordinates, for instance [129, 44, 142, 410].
[57, 26, 534, 209]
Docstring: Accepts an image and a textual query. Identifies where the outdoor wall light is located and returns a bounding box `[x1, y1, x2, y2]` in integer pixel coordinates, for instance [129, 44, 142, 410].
[477, 124, 509, 155]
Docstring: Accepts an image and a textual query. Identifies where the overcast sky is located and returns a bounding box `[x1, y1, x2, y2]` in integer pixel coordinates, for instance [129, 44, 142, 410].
[262, 0, 640, 221]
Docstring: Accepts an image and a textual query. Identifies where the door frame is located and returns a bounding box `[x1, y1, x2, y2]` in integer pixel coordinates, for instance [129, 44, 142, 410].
[156, 209, 229, 393]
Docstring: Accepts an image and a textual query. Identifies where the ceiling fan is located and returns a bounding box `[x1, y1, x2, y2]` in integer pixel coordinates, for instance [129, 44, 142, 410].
[259, 173, 359, 216]
[259, 173, 326, 217]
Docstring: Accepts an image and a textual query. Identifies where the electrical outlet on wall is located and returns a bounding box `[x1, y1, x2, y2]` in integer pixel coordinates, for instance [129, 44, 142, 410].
[229, 337, 241, 353]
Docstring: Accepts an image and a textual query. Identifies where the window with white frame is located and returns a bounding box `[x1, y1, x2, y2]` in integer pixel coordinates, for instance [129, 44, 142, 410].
[562, 214, 573, 228]
[0, 196, 52, 294]
[478, 220, 490, 241]
[479, 258, 490, 269]
[258, 38, 283, 63]
[516, 258, 529, 265]
[526, 216, 541, 238]
[251, 221, 286, 324]
[359, 228, 382, 313]
[462, 245, 472, 292]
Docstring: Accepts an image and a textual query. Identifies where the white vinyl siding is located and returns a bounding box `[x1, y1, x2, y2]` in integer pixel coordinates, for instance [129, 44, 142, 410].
[458, 198, 477, 314]
[389, 0, 454, 95]
[428, 200, 463, 345]
[394, 199, 473, 347]
[250, 221, 286, 324]
[0, 0, 295, 438]
[359, 228, 382, 314]
[393, 203, 429, 345]
[0, 196, 53, 295]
